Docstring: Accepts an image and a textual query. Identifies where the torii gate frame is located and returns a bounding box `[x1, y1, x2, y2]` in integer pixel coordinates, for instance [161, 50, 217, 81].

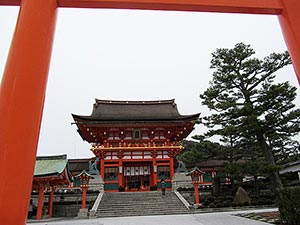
[0, 0, 299, 224]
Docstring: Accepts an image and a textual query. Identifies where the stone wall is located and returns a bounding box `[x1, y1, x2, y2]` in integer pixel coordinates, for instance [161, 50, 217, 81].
[53, 204, 82, 217]
[30, 191, 98, 217]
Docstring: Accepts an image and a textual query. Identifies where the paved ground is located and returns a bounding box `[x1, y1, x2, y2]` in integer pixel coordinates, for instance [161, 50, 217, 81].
[27, 208, 276, 225]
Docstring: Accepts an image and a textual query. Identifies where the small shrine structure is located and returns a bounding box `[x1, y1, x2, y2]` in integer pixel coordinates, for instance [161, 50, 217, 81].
[186, 167, 205, 205]
[74, 170, 93, 218]
[72, 99, 199, 192]
[32, 155, 72, 219]
[74, 170, 93, 209]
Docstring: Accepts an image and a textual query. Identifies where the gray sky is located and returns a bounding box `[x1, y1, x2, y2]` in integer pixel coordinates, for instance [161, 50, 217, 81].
[0, 7, 299, 159]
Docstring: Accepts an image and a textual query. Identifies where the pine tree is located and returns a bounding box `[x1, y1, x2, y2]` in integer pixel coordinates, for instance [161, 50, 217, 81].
[200, 43, 300, 189]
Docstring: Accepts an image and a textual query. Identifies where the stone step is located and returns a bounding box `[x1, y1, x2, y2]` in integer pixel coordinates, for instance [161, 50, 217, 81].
[98, 206, 187, 210]
[97, 211, 188, 218]
[97, 210, 189, 215]
[96, 191, 189, 218]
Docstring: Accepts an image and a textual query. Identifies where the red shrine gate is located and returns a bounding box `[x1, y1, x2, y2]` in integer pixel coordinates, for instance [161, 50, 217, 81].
[72, 99, 199, 191]
[0, 0, 300, 224]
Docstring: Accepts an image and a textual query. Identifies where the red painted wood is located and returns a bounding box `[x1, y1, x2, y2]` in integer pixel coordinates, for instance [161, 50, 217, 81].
[59, 0, 282, 15]
[36, 185, 45, 220]
[0, 0, 283, 15]
[48, 188, 55, 218]
[278, 0, 300, 83]
[82, 187, 87, 209]
[194, 183, 199, 204]
[0, 0, 57, 224]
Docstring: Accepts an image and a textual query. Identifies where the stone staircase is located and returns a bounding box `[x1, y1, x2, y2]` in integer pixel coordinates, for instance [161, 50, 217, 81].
[96, 191, 189, 218]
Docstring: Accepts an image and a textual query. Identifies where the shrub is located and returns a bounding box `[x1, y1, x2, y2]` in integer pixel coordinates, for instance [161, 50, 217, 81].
[278, 187, 300, 225]
[243, 202, 250, 206]
[215, 202, 223, 208]
[264, 199, 274, 205]
[203, 200, 211, 206]
[258, 199, 266, 205]
[225, 195, 233, 201]
[200, 196, 206, 202]
[207, 196, 215, 202]
[251, 200, 258, 206]
[209, 203, 216, 208]
[197, 204, 205, 209]
[231, 202, 237, 207]
[237, 202, 244, 207]
[223, 200, 231, 207]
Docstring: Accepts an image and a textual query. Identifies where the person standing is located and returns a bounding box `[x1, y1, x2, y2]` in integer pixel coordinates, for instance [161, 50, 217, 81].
[161, 179, 166, 196]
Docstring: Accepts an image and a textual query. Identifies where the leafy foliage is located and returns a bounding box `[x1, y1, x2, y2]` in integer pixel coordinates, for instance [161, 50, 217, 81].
[179, 139, 222, 168]
[200, 43, 300, 189]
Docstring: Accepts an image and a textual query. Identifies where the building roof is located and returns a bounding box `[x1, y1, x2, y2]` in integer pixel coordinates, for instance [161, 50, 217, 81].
[68, 158, 90, 174]
[34, 154, 72, 182]
[74, 170, 93, 178]
[279, 160, 300, 174]
[186, 166, 205, 176]
[72, 99, 200, 123]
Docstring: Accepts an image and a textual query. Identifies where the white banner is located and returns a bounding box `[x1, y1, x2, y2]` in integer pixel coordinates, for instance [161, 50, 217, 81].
[123, 166, 151, 176]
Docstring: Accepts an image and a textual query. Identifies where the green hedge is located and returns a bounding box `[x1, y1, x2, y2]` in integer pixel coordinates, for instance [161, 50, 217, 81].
[278, 186, 300, 225]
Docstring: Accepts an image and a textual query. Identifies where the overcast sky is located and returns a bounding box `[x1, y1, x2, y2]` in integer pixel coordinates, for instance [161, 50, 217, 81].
[0, 6, 299, 159]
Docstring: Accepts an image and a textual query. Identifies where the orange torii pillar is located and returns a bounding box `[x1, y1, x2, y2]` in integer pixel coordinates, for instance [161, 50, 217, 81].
[278, 0, 300, 84]
[0, 0, 57, 224]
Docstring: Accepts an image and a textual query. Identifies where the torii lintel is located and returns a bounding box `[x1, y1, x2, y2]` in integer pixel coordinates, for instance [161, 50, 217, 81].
[0, 0, 283, 14]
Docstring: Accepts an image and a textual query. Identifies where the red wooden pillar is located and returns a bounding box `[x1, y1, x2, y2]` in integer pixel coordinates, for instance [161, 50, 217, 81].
[48, 187, 55, 218]
[82, 187, 87, 209]
[153, 158, 157, 186]
[36, 185, 45, 220]
[193, 183, 199, 205]
[169, 157, 174, 180]
[118, 159, 123, 187]
[100, 158, 105, 180]
[278, 0, 300, 83]
[0, 0, 57, 224]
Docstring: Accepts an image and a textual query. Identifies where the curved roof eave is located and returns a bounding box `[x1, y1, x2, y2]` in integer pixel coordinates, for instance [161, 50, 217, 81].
[72, 113, 200, 123]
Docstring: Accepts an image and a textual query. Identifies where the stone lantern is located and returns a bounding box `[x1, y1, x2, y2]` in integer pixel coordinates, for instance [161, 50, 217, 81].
[186, 167, 205, 205]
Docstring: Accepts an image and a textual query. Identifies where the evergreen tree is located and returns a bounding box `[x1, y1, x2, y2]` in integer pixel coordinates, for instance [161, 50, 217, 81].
[200, 43, 300, 189]
[179, 138, 222, 168]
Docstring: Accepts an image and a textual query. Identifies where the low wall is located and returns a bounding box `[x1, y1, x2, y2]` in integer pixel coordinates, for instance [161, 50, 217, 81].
[30, 191, 99, 217]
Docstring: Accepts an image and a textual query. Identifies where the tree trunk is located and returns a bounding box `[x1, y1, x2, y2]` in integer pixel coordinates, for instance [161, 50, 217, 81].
[254, 175, 259, 196]
[256, 131, 283, 190]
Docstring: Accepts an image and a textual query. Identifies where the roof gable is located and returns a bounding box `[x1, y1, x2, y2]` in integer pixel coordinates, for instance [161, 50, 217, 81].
[34, 154, 68, 177]
[73, 99, 200, 122]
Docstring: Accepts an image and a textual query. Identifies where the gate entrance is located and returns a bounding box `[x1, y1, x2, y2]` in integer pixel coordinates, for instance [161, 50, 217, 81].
[124, 165, 151, 191]
[125, 175, 150, 191]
